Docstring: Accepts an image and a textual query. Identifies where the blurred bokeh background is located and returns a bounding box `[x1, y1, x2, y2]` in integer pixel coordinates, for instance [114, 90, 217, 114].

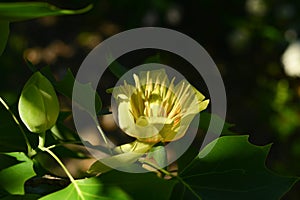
[1, 0, 300, 199]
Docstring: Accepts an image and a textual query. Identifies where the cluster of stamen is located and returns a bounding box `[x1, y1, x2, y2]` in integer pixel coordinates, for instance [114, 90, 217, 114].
[125, 71, 193, 128]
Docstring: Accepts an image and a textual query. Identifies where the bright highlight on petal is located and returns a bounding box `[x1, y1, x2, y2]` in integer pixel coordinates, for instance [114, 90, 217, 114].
[113, 69, 209, 144]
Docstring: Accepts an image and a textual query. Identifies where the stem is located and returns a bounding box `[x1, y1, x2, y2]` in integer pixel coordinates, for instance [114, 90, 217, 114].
[41, 147, 84, 200]
[141, 159, 173, 177]
[38, 131, 46, 149]
[0, 97, 35, 157]
[141, 159, 202, 200]
[46, 141, 83, 150]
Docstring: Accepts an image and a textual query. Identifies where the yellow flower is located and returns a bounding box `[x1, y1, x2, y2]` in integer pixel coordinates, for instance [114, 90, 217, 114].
[113, 69, 209, 143]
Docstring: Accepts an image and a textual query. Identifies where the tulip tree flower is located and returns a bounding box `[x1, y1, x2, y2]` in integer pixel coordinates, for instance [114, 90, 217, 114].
[113, 69, 209, 144]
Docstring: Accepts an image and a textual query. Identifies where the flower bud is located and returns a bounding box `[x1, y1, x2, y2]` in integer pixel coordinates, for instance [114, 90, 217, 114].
[18, 72, 59, 133]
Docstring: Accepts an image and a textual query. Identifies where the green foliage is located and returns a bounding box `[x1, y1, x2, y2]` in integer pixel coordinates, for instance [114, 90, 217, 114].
[0, 20, 9, 55]
[199, 112, 236, 136]
[0, 118, 27, 152]
[0, 194, 41, 200]
[88, 141, 153, 175]
[174, 136, 298, 200]
[40, 177, 131, 200]
[108, 56, 128, 78]
[99, 171, 177, 200]
[18, 72, 59, 134]
[41, 67, 102, 114]
[0, 152, 36, 195]
[0, 2, 92, 56]
[0, 2, 92, 22]
[0, 1, 299, 200]
[0, 133, 296, 200]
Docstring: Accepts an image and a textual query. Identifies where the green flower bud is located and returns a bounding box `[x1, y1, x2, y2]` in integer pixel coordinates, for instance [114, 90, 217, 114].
[18, 72, 59, 133]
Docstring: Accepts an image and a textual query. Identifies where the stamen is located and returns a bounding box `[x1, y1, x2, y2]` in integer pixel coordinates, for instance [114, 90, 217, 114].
[168, 99, 181, 119]
[180, 93, 190, 108]
[160, 76, 167, 97]
[176, 82, 185, 100]
[154, 73, 161, 89]
[164, 77, 175, 102]
[146, 71, 150, 86]
[133, 74, 141, 91]
[178, 85, 191, 104]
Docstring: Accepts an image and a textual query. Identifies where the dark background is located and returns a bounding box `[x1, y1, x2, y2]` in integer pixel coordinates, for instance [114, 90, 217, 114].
[0, 0, 300, 199]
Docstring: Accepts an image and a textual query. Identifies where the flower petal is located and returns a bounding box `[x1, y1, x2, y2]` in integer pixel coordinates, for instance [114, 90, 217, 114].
[117, 101, 136, 136]
[164, 113, 198, 141]
[112, 82, 135, 102]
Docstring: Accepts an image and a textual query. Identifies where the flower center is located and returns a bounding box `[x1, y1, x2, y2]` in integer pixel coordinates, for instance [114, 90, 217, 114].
[128, 71, 183, 129]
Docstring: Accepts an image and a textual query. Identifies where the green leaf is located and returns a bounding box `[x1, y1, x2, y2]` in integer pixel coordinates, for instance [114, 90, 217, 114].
[0, 154, 21, 170]
[0, 2, 92, 22]
[0, 194, 41, 200]
[199, 112, 236, 136]
[0, 152, 36, 195]
[72, 82, 102, 115]
[0, 20, 9, 56]
[41, 67, 102, 114]
[107, 54, 128, 78]
[88, 151, 147, 175]
[54, 69, 77, 100]
[174, 136, 298, 200]
[50, 122, 79, 142]
[0, 3, 91, 56]
[88, 141, 153, 175]
[50, 111, 80, 141]
[143, 54, 161, 64]
[40, 177, 132, 200]
[100, 170, 177, 200]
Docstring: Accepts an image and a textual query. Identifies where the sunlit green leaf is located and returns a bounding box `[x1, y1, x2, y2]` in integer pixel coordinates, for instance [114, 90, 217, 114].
[0, 154, 21, 171]
[174, 136, 298, 200]
[40, 177, 131, 200]
[0, 2, 92, 22]
[0, 152, 36, 195]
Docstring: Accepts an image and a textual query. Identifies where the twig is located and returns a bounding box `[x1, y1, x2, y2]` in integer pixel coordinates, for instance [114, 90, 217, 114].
[40, 147, 84, 200]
